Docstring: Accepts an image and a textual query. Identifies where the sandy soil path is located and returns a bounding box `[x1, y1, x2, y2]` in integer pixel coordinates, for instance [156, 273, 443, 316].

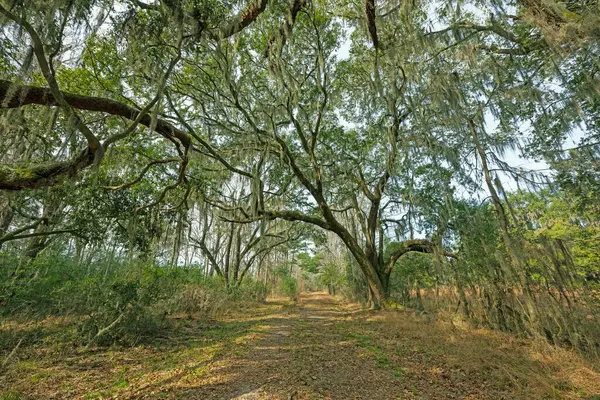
[166, 293, 600, 399]
[3, 292, 600, 399]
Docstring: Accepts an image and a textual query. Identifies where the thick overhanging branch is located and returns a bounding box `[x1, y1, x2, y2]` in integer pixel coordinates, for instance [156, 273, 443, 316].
[384, 239, 456, 275]
[0, 80, 193, 190]
[0, 80, 193, 148]
[220, 208, 329, 231]
[0, 149, 94, 190]
[213, 0, 268, 39]
[261, 210, 330, 230]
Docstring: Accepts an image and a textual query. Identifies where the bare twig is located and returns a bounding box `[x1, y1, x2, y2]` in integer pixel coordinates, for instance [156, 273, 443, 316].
[1, 338, 24, 368]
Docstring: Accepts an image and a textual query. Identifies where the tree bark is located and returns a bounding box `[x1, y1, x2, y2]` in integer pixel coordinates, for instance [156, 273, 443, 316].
[0, 80, 192, 190]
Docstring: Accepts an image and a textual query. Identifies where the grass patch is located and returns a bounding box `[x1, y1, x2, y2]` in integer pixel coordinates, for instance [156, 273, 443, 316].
[0, 300, 281, 399]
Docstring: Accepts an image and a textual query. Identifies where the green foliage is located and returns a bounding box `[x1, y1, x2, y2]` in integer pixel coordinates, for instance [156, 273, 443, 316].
[389, 252, 436, 292]
[320, 261, 346, 289]
[273, 267, 298, 300]
[0, 0, 600, 356]
[75, 272, 174, 346]
[297, 252, 320, 274]
[0, 252, 270, 348]
[1, 253, 84, 317]
[235, 279, 268, 303]
[509, 189, 600, 280]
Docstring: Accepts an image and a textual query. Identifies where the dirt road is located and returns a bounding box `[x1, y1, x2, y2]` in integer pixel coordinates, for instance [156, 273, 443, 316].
[155, 292, 600, 399]
[2, 292, 600, 399]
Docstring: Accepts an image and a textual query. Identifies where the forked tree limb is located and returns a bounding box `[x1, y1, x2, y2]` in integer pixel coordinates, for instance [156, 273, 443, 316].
[0, 80, 193, 190]
[104, 158, 181, 190]
[0, 5, 104, 162]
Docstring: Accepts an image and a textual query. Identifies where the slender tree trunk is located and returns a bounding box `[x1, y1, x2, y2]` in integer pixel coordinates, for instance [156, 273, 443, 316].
[224, 222, 234, 288]
[24, 196, 61, 259]
[232, 225, 242, 283]
[104, 241, 117, 280]
[170, 211, 184, 266]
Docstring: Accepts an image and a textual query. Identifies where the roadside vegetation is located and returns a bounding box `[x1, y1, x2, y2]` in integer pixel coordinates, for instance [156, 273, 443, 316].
[1, 0, 600, 397]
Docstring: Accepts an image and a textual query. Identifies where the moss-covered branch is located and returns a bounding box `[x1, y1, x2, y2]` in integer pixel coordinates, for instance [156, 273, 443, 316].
[0, 150, 94, 190]
[0, 80, 195, 190]
[384, 239, 455, 275]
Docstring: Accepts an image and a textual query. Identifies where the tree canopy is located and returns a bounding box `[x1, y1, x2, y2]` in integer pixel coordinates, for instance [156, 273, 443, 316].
[1, 0, 599, 349]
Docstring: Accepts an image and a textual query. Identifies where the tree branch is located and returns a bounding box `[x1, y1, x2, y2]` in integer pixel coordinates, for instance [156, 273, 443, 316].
[0, 80, 193, 189]
[212, 0, 268, 39]
[384, 239, 456, 275]
[104, 157, 180, 190]
[0, 80, 192, 148]
[0, 229, 84, 244]
[365, 0, 379, 48]
[0, 5, 104, 163]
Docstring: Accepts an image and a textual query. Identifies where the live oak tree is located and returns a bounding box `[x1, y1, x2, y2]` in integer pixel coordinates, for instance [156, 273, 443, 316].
[1, 0, 599, 317]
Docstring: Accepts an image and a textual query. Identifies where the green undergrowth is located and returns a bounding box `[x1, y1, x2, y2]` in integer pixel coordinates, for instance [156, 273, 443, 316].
[0, 254, 267, 352]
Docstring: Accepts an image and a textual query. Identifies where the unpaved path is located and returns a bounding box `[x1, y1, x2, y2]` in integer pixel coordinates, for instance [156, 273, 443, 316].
[2, 292, 600, 399]
[161, 293, 600, 400]
[184, 292, 406, 399]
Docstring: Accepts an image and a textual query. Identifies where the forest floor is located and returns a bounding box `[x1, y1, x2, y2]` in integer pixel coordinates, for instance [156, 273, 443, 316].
[2, 292, 600, 399]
